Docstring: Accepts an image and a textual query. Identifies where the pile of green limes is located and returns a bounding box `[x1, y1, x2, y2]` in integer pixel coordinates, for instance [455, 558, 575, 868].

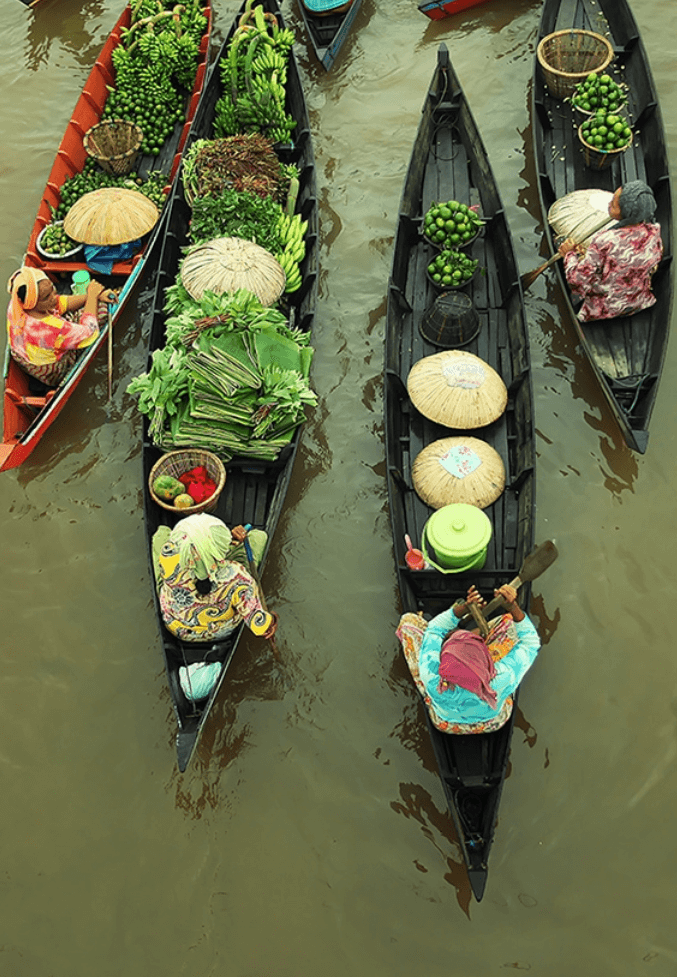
[571, 72, 626, 114]
[422, 200, 482, 249]
[579, 111, 633, 153]
[427, 249, 478, 288]
[38, 222, 80, 257]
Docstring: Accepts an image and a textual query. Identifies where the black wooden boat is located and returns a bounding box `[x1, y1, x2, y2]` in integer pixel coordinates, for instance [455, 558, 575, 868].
[385, 44, 536, 901]
[531, 0, 673, 453]
[140, 0, 318, 773]
[296, 0, 363, 70]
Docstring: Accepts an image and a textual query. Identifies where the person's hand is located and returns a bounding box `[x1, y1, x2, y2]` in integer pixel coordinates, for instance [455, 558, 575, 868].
[88, 280, 116, 303]
[231, 524, 247, 543]
[453, 585, 485, 616]
[558, 237, 585, 257]
[264, 612, 279, 640]
[495, 584, 524, 621]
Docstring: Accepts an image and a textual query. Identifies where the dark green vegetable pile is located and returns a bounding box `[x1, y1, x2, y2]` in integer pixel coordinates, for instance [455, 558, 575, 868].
[127, 285, 316, 461]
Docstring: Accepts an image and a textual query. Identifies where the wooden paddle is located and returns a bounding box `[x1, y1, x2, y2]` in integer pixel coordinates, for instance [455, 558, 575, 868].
[242, 524, 280, 661]
[107, 302, 114, 403]
[520, 215, 613, 290]
[458, 540, 558, 626]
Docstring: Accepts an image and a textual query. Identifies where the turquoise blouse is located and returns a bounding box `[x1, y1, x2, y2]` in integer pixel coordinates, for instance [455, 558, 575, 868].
[418, 606, 542, 725]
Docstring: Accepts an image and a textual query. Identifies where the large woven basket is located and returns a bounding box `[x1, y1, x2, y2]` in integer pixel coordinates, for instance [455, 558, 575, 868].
[83, 119, 144, 175]
[149, 450, 227, 515]
[537, 30, 614, 99]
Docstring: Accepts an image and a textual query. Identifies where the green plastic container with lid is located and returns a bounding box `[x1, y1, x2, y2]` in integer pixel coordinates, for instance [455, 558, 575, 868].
[422, 503, 492, 574]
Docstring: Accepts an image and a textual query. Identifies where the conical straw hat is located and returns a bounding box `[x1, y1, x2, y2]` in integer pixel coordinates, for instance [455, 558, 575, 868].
[181, 237, 286, 307]
[412, 437, 505, 510]
[63, 187, 160, 245]
[407, 349, 507, 429]
[548, 188, 617, 241]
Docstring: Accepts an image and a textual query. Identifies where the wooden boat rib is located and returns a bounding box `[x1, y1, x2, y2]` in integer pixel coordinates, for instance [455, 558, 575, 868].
[296, 0, 363, 71]
[385, 43, 536, 901]
[141, 0, 318, 773]
[532, 0, 673, 454]
[1, 1, 212, 472]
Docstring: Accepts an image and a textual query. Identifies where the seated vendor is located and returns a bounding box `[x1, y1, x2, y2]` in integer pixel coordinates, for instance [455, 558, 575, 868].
[152, 512, 278, 645]
[6, 267, 113, 386]
[558, 180, 663, 322]
[396, 584, 541, 734]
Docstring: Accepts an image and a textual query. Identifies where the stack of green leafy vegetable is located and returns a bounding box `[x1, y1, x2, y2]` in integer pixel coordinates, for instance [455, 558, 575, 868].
[127, 284, 316, 461]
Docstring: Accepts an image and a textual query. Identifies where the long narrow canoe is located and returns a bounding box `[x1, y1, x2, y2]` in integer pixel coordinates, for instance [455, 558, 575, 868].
[418, 0, 495, 22]
[141, 0, 318, 773]
[1, 0, 212, 472]
[385, 43, 536, 901]
[531, 0, 673, 453]
[296, 0, 363, 70]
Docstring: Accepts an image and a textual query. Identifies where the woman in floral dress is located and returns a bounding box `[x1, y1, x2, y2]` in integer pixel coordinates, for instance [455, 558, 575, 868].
[557, 180, 663, 322]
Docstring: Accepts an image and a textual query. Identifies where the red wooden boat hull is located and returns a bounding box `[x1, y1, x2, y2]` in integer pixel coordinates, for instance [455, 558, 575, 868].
[418, 0, 493, 21]
[1, 1, 212, 472]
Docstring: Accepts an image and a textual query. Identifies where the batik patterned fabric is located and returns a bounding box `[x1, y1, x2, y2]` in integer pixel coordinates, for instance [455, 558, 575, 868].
[563, 222, 663, 322]
[156, 533, 273, 642]
[8, 293, 100, 384]
[397, 607, 541, 734]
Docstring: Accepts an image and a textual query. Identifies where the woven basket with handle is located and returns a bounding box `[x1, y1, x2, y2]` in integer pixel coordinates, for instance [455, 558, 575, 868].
[537, 30, 614, 99]
[83, 119, 144, 176]
[149, 450, 227, 515]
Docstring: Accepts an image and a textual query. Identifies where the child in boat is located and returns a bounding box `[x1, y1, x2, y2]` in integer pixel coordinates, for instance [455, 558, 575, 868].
[396, 584, 541, 734]
[557, 180, 663, 322]
[6, 267, 113, 386]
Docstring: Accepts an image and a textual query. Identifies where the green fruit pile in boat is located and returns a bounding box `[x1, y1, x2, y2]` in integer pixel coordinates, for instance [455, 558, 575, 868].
[580, 111, 633, 152]
[571, 72, 626, 114]
[422, 200, 482, 249]
[39, 222, 79, 256]
[427, 249, 478, 288]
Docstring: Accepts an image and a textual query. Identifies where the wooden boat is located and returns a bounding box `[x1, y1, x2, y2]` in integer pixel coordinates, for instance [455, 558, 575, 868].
[1, 0, 212, 472]
[531, 0, 673, 453]
[296, 0, 363, 70]
[385, 43, 536, 901]
[418, 0, 494, 23]
[141, 0, 318, 773]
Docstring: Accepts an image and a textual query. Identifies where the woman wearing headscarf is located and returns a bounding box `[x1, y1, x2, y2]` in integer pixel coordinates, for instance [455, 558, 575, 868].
[396, 584, 541, 734]
[6, 266, 112, 386]
[557, 180, 663, 322]
[152, 513, 279, 701]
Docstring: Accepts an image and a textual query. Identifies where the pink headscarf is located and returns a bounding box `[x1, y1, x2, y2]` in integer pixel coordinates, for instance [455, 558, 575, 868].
[6, 267, 48, 341]
[438, 630, 497, 707]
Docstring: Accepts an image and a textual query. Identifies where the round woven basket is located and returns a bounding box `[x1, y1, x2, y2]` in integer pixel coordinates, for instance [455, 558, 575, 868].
[83, 119, 144, 176]
[148, 450, 227, 515]
[577, 123, 634, 171]
[537, 30, 614, 99]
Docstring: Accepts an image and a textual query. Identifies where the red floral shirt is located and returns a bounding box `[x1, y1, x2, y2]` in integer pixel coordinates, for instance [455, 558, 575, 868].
[563, 222, 663, 322]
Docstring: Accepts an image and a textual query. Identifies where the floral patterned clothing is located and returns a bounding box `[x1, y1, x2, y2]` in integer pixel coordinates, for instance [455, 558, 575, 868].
[156, 530, 273, 642]
[7, 293, 99, 377]
[397, 606, 540, 733]
[563, 222, 662, 322]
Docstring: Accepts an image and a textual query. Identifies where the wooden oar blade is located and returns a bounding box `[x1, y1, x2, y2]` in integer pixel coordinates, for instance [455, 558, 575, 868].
[517, 539, 558, 582]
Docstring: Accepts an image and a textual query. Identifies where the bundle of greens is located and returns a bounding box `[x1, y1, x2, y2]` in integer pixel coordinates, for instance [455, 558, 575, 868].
[182, 134, 295, 205]
[127, 285, 316, 462]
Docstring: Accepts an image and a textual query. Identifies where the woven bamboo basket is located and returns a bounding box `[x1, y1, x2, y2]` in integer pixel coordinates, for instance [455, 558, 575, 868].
[148, 450, 227, 515]
[83, 119, 144, 175]
[577, 123, 634, 171]
[537, 30, 614, 99]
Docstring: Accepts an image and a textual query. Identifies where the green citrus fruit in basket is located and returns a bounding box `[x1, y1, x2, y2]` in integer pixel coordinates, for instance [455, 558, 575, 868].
[427, 249, 479, 287]
[580, 112, 632, 153]
[571, 72, 627, 114]
[423, 200, 482, 249]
